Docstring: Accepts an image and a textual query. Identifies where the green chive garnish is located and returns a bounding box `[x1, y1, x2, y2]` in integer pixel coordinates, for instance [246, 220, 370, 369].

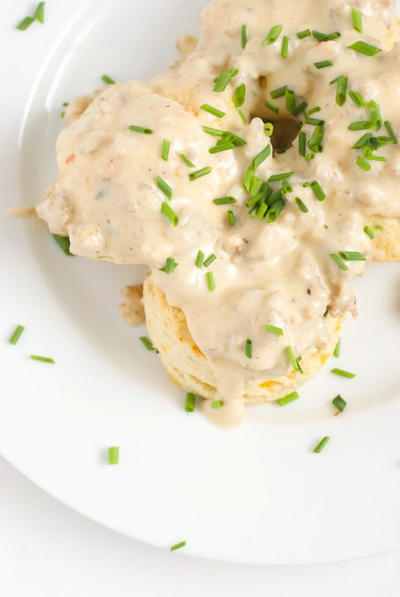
[384, 120, 397, 143]
[298, 131, 306, 157]
[161, 139, 170, 161]
[170, 541, 186, 551]
[314, 60, 333, 69]
[348, 90, 366, 107]
[268, 172, 293, 182]
[285, 345, 300, 372]
[364, 225, 374, 239]
[179, 153, 195, 168]
[241, 24, 248, 49]
[161, 202, 179, 226]
[270, 85, 287, 99]
[356, 156, 371, 171]
[253, 144, 271, 169]
[52, 234, 74, 256]
[101, 74, 115, 85]
[313, 31, 341, 42]
[237, 109, 248, 124]
[330, 76, 348, 106]
[297, 29, 311, 39]
[189, 167, 212, 181]
[333, 340, 341, 358]
[331, 368, 356, 378]
[285, 88, 296, 114]
[281, 35, 289, 59]
[332, 394, 347, 412]
[348, 41, 382, 56]
[203, 253, 217, 267]
[306, 106, 321, 115]
[352, 132, 372, 149]
[16, 16, 34, 30]
[206, 271, 216, 291]
[295, 197, 308, 213]
[348, 121, 373, 131]
[185, 393, 196, 412]
[277, 392, 299, 406]
[156, 176, 172, 200]
[233, 84, 246, 108]
[261, 24, 283, 45]
[128, 125, 153, 134]
[339, 251, 366, 261]
[195, 250, 204, 268]
[34, 2, 45, 22]
[213, 68, 239, 92]
[313, 436, 330, 453]
[309, 180, 326, 201]
[29, 355, 55, 364]
[108, 446, 119, 465]
[264, 324, 284, 335]
[213, 197, 237, 205]
[211, 400, 224, 409]
[159, 257, 178, 274]
[245, 339, 253, 358]
[140, 336, 157, 351]
[227, 210, 236, 226]
[265, 100, 279, 114]
[202, 126, 224, 137]
[351, 8, 363, 33]
[330, 253, 349, 271]
[308, 125, 325, 153]
[8, 325, 25, 345]
[201, 104, 226, 118]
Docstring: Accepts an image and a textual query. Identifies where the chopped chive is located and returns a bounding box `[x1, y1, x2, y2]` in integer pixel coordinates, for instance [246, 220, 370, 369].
[348, 121, 373, 131]
[213, 68, 239, 92]
[156, 176, 172, 200]
[348, 90, 366, 107]
[384, 120, 397, 143]
[351, 8, 363, 33]
[189, 167, 212, 181]
[265, 100, 279, 114]
[264, 123, 274, 137]
[270, 85, 287, 99]
[201, 104, 226, 118]
[161, 139, 171, 161]
[309, 180, 326, 201]
[331, 75, 348, 106]
[245, 338, 253, 358]
[202, 126, 224, 137]
[203, 253, 217, 267]
[297, 29, 311, 39]
[253, 144, 271, 168]
[277, 391, 299, 406]
[333, 339, 341, 358]
[352, 132, 372, 149]
[333, 394, 347, 412]
[16, 16, 34, 30]
[348, 41, 382, 56]
[233, 84, 246, 108]
[285, 345, 300, 372]
[161, 202, 179, 226]
[339, 251, 366, 261]
[330, 253, 349, 271]
[227, 210, 236, 226]
[364, 225, 374, 239]
[268, 171, 293, 182]
[140, 336, 157, 351]
[206, 271, 216, 291]
[108, 446, 119, 465]
[368, 100, 382, 129]
[314, 60, 333, 69]
[33, 2, 45, 23]
[237, 109, 248, 124]
[29, 355, 55, 364]
[264, 324, 284, 336]
[285, 88, 296, 114]
[179, 153, 195, 168]
[313, 436, 330, 453]
[261, 24, 283, 45]
[213, 197, 237, 205]
[295, 197, 309, 213]
[159, 257, 178, 274]
[241, 24, 248, 48]
[265, 197, 285, 222]
[281, 35, 289, 59]
[305, 116, 325, 126]
[170, 541, 186, 551]
[306, 106, 321, 116]
[101, 74, 115, 85]
[312, 31, 341, 42]
[211, 400, 224, 409]
[128, 125, 153, 134]
[331, 368, 356, 378]
[185, 393, 196, 412]
[298, 131, 306, 157]
[356, 156, 372, 171]
[52, 234, 74, 256]
[296, 357, 304, 374]
[195, 250, 205, 268]
[308, 125, 325, 153]
[8, 325, 25, 345]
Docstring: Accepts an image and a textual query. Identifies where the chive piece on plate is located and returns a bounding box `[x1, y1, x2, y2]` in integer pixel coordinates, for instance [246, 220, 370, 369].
[331, 368, 356, 378]
[332, 394, 347, 412]
[277, 391, 299, 406]
[185, 393, 196, 413]
[29, 355, 55, 364]
[16, 16, 35, 30]
[313, 436, 330, 453]
[333, 339, 341, 358]
[52, 234, 74, 256]
[101, 74, 115, 85]
[33, 2, 45, 23]
[213, 68, 239, 92]
[139, 336, 157, 351]
[8, 325, 25, 345]
[108, 446, 119, 465]
[170, 541, 187, 551]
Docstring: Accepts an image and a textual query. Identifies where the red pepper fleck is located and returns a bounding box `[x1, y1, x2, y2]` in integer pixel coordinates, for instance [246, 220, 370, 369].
[65, 154, 75, 164]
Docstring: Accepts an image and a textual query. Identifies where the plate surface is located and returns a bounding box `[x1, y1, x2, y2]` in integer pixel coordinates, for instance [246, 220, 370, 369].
[1, 0, 400, 565]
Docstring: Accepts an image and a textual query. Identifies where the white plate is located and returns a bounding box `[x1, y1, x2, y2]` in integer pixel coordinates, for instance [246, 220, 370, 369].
[1, 0, 400, 565]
